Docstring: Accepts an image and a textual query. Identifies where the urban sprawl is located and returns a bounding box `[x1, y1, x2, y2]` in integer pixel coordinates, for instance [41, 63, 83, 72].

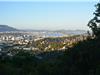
[0, 31, 89, 59]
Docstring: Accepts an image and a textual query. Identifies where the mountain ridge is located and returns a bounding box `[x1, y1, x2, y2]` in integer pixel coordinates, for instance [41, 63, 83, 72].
[0, 25, 86, 35]
[0, 25, 19, 32]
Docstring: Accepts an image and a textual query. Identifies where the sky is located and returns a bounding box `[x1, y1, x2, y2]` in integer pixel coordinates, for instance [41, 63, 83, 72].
[0, 0, 98, 2]
[0, 0, 99, 30]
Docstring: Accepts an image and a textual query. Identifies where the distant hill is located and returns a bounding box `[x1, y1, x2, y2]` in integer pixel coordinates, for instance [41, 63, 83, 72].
[0, 25, 19, 32]
[22, 29, 86, 35]
[0, 25, 86, 35]
[54, 30, 87, 35]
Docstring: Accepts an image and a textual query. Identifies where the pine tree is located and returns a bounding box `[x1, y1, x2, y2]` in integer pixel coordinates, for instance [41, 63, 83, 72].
[87, 2, 100, 37]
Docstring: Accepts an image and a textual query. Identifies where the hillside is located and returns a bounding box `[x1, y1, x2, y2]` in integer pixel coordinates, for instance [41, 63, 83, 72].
[0, 37, 100, 75]
[33, 38, 100, 75]
[60, 38, 100, 75]
[0, 25, 18, 32]
[31, 37, 100, 75]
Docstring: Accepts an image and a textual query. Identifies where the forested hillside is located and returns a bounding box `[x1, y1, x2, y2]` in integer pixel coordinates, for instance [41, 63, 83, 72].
[0, 37, 100, 75]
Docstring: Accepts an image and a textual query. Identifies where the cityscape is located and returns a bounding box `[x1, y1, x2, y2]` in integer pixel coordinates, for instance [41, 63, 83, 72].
[0, 25, 88, 59]
[0, 0, 100, 75]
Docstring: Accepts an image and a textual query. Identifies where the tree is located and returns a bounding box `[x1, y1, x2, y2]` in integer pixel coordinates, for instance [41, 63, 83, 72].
[87, 2, 100, 37]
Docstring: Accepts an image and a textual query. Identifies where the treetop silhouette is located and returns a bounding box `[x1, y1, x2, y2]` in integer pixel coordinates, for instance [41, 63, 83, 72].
[88, 2, 100, 37]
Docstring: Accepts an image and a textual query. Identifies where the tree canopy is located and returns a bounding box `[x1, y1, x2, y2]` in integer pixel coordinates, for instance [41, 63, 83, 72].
[88, 2, 100, 37]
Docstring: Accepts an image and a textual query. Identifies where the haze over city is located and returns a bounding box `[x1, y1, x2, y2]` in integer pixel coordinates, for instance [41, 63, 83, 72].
[1, 0, 100, 75]
[0, 0, 98, 30]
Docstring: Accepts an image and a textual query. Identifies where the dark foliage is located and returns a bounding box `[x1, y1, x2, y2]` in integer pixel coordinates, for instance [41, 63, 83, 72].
[88, 3, 100, 37]
[0, 37, 100, 75]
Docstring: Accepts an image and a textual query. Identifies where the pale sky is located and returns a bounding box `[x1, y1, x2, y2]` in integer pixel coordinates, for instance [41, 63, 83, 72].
[0, 1, 98, 30]
[0, 0, 98, 2]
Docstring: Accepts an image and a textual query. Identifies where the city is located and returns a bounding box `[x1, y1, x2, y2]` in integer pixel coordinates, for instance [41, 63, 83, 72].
[0, 29, 88, 59]
[0, 1, 100, 75]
